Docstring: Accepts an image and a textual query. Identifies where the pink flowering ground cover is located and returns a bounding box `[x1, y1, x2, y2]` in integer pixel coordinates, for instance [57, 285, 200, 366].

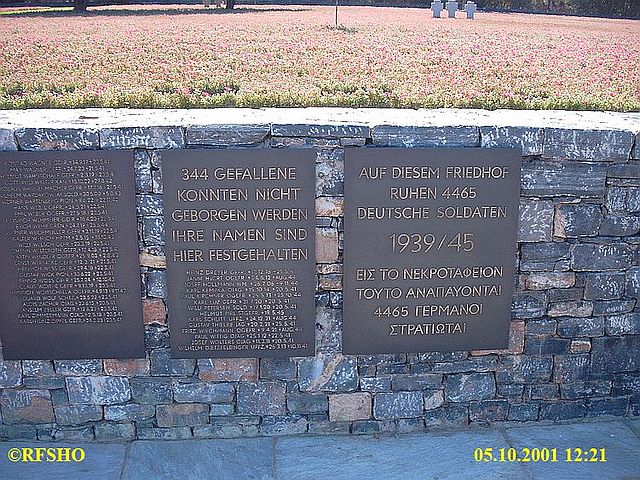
[0, 5, 638, 110]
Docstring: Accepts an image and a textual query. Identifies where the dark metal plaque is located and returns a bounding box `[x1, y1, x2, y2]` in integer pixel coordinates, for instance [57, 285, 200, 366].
[0, 151, 145, 360]
[162, 150, 316, 358]
[344, 148, 521, 354]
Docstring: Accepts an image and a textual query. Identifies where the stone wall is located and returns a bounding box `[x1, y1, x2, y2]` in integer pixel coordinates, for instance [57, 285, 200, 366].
[0, 108, 639, 441]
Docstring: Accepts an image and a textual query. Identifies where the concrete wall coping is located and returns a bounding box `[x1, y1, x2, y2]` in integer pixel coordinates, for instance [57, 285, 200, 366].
[1, 108, 639, 132]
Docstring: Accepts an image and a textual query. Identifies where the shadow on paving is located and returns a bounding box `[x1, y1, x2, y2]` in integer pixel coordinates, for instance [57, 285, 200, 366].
[0, 418, 639, 480]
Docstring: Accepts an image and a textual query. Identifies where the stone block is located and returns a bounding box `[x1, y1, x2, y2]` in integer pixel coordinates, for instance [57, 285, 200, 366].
[606, 313, 640, 335]
[143, 298, 167, 325]
[0, 360, 22, 387]
[525, 272, 575, 290]
[134, 150, 153, 193]
[571, 244, 632, 271]
[174, 382, 235, 404]
[371, 125, 479, 147]
[605, 187, 627, 213]
[525, 318, 557, 335]
[507, 403, 539, 422]
[287, 393, 328, 414]
[137, 426, 192, 440]
[612, 373, 640, 395]
[556, 317, 604, 337]
[524, 336, 570, 355]
[540, 401, 587, 420]
[329, 393, 372, 421]
[66, 376, 131, 405]
[512, 292, 546, 319]
[586, 397, 629, 417]
[150, 349, 195, 376]
[152, 168, 163, 194]
[316, 196, 344, 217]
[237, 381, 286, 415]
[445, 373, 495, 402]
[103, 359, 150, 376]
[350, 420, 395, 434]
[316, 227, 339, 263]
[553, 203, 602, 238]
[584, 272, 625, 300]
[156, 404, 209, 427]
[626, 266, 640, 297]
[140, 252, 166, 269]
[521, 161, 606, 198]
[548, 300, 593, 317]
[145, 326, 169, 350]
[423, 405, 469, 427]
[209, 404, 234, 416]
[560, 381, 611, 400]
[553, 354, 590, 383]
[480, 126, 543, 156]
[496, 355, 553, 384]
[271, 137, 340, 148]
[24, 377, 65, 390]
[498, 384, 524, 399]
[373, 391, 423, 419]
[316, 157, 344, 196]
[0, 128, 17, 150]
[260, 358, 297, 381]
[146, 270, 167, 298]
[260, 415, 308, 436]
[54, 359, 102, 375]
[136, 193, 163, 216]
[94, 421, 136, 440]
[423, 390, 445, 410]
[272, 124, 369, 139]
[197, 358, 258, 382]
[22, 360, 54, 377]
[600, 215, 640, 236]
[318, 273, 342, 291]
[518, 200, 553, 242]
[54, 405, 103, 425]
[592, 299, 635, 316]
[340, 137, 367, 147]
[105, 404, 155, 422]
[143, 215, 165, 245]
[298, 354, 358, 393]
[608, 163, 640, 179]
[430, 357, 497, 374]
[53, 425, 95, 441]
[592, 336, 640, 373]
[186, 124, 269, 146]
[15, 128, 99, 150]
[392, 374, 442, 390]
[0, 425, 38, 440]
[100, 126, 184, 149]
[0, 389, 54, 424]
[543, 128, 632, 161]
[315, 306, 343, 354]
[469, 399, 509, 422]
[521, 242, 570, 262]
[359, 377, 391, 392]
[570, 339, 591, 353]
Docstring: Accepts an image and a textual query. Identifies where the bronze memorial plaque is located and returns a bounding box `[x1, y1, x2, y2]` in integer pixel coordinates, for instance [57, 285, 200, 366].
[163, 150, 315, 358]
[0, 151, 145, 360]
[344, 148, 521, 354]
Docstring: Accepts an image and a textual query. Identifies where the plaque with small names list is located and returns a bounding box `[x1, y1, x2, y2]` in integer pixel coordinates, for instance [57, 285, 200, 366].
[0, 150, 145, 360]
[162, 149, 316, 358]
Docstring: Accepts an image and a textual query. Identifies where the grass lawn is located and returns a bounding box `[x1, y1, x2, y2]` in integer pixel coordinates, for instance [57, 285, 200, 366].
[0, 5, 638, 110]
